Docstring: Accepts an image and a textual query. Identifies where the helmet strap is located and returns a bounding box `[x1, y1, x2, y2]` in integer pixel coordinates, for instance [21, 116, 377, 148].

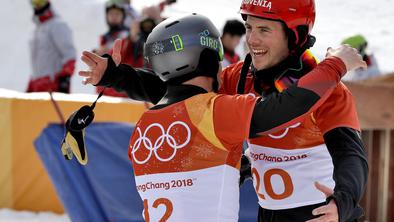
[294, 34, 316, 56]
[292, 28, 300, 48]
[237, 53, 252, 94]
[288, 25, 316, 56]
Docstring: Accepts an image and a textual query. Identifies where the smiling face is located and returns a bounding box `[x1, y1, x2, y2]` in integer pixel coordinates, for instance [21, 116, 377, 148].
[245, 16, 290, 70]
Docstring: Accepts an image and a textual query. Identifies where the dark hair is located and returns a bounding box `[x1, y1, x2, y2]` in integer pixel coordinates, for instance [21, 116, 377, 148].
[222, 19, 246, 36]
[106, 4, 125, 15]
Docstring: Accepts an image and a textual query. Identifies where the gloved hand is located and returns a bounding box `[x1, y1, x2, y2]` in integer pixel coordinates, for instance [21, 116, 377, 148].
[61, 105, 94, 165]
[61, 89, 104, 165]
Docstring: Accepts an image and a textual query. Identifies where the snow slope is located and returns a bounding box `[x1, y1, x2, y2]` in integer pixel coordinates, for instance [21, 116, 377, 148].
[0, 209, 70, 222]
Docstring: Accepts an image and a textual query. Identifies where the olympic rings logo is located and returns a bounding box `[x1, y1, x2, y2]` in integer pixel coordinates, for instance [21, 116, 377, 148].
[131, 121, 191, 164]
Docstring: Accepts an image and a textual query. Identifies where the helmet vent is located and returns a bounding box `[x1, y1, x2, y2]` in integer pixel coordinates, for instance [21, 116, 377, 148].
[176, 65, 189, 71]
[162, 72, 170, 76]
[165, 21, 180, 28]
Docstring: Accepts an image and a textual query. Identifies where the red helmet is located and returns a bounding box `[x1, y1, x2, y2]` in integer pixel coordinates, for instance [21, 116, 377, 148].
[240, 0, 315, 47]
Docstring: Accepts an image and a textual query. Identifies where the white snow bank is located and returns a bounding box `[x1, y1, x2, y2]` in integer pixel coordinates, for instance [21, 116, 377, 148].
[0, 209, 70, 222]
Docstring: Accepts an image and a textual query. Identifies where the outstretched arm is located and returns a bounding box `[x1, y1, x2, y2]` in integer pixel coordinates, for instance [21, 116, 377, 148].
[98, 55, 166, 104]
[79, 39, 166, 104]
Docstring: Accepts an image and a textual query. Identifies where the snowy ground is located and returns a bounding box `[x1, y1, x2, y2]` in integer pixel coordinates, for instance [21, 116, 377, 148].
[0, 209, 70, 222]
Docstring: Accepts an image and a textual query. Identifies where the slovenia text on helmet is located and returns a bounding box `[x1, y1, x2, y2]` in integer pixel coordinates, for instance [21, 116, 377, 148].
[143, 13, 224, 83]
[240, 0, 316, 51]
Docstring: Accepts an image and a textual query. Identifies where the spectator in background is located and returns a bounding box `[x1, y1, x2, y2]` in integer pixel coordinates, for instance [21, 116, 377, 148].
[139, 0, 177, 24]
[95, 18, 150, 97]
[95, 2, 158, 97]
[128, 0, 177, 65]
[128, 17, 157, 66]
[95, 0, 129, 56]
[341, 34, 381, 81]
[96, 0, 176, 97]
[107, 0, 177, 68]
[221, 19, 246, 68]
[27, 0, 76, 93]
[118, 0, 140, 28]
[112, 19, 151, 68]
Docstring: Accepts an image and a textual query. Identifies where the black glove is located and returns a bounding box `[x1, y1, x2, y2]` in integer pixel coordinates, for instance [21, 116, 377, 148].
[61, 90, 105, 165]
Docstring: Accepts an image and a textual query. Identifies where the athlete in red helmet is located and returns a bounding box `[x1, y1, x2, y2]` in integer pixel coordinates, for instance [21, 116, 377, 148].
[239, 0, 315, 48]
[79, 1, 368, 221]
[220, 1, 367, 221]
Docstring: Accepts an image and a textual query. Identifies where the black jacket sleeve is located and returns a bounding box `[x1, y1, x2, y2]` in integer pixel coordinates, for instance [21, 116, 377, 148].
[250, 86, 319, 136]
[97, 55, 166, 104]
[250, 57, 346, 136]
[324, 127, 368, 222]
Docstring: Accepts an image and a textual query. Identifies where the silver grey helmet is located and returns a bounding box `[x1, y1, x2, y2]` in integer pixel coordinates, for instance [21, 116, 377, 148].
[144, 13, 224, 82]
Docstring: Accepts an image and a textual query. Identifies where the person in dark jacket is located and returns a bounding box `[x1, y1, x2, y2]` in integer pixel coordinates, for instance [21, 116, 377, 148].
[79, 1, 369, 221]
[221, 19, 246, 68]
[119, 14, 365, 222]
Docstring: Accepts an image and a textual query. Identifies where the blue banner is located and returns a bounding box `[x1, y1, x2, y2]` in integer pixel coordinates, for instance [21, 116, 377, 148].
[35, 123, 258, 222]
